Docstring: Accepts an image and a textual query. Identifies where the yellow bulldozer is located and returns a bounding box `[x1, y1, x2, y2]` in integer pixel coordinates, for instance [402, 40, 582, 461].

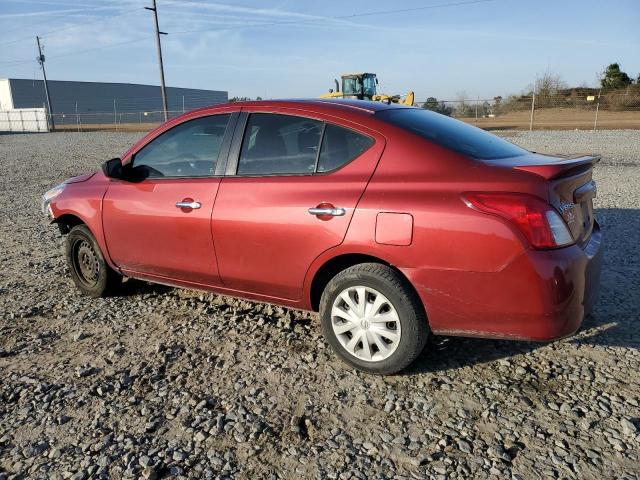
[320, 72, 414, 106]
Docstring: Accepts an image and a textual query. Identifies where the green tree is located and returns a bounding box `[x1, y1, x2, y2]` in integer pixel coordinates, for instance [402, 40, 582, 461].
[600, 63, 632, 89]
[423, 97, 439, 110]
[422, 97, 452, 116]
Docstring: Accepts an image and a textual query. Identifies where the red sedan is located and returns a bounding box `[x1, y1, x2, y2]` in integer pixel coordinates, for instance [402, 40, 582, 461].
[42, 99, 603, 374]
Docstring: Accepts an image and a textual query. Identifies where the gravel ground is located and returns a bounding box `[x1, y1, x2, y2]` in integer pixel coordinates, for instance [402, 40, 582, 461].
[0, 130, 639, 480]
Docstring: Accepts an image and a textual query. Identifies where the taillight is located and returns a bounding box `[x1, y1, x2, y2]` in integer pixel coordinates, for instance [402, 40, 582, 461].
[462, 192, 574, 249]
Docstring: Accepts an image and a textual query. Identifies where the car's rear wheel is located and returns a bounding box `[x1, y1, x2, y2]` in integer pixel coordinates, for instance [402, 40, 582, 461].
[319, 263, 428, 374]
[66, 224, 121, 297]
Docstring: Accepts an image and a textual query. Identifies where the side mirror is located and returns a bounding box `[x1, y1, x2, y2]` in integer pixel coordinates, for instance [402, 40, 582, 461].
[102, 158, 122, 179]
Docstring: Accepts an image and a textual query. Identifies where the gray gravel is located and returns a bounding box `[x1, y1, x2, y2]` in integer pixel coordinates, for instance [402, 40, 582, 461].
[505, 130, 640, 166]
[0, 130, 639, 479]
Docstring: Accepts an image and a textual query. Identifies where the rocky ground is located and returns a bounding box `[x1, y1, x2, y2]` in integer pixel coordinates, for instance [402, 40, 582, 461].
[0, 130, 638, 480]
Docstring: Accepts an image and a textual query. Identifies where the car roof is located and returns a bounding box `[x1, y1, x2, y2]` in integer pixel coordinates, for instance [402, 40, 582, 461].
[206, 98, 412, 115]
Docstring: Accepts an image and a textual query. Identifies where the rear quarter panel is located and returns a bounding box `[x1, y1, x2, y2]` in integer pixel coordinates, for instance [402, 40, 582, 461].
[304, 124, 550, 330]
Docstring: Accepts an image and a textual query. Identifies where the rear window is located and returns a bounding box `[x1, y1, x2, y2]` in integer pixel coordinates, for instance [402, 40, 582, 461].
[377, 108, 528, 160]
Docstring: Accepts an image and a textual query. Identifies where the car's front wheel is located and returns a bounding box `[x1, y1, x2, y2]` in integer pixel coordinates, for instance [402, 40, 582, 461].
[66, 224, 121, 297]
[319, 263, 429, 375]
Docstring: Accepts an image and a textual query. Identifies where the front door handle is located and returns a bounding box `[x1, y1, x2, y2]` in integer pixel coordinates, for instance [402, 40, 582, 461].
[308, 206, 345, 217]
[176, 200, 201, 209]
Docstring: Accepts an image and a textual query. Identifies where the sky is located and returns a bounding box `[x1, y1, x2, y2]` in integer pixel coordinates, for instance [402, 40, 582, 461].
[1, 0, 639, 102]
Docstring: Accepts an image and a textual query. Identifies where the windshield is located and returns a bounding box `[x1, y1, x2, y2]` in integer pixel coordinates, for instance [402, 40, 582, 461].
[363, 75, 377, 97]
[342, 77, 362, 96]
[377, 108, 528, 160]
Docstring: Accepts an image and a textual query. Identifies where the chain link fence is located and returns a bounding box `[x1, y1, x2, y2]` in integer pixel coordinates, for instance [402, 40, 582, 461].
[50, 110, 185, 132]
[423, 93, 640, 130]
[4, 93, 640, 133]
[26, 92, 224, 132]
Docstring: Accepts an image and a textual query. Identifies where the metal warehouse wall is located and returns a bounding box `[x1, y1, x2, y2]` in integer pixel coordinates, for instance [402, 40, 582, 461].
[8, 79, 227, 115]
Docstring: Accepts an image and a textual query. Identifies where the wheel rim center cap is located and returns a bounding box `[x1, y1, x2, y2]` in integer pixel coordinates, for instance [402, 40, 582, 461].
[360, 318, 371, 330]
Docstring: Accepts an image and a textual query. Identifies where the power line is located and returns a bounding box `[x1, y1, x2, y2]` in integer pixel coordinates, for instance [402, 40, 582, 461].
[0, 7, 142, 48]
[0, 0, 494, 69]
[0, 4, 122, 22]
[0, 10, 93, 38]
[0, 58, 36, 67]
[4, 0, 114, 8]
[326, 0, 494, 20]
[170, 0, 495, 35]
[0, 36, 153, 67]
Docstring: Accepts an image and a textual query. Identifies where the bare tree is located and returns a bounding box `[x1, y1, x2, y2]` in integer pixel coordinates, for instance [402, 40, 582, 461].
[529, 71, 567, 96]
[455, 91, 471, 116]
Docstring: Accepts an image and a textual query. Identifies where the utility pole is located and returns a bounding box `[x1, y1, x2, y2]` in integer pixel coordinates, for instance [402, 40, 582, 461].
[145, 0, 169, 122]
[36, 36, 55, 130]
[529, 93, 536, 131]
[593, 88, 601, 132]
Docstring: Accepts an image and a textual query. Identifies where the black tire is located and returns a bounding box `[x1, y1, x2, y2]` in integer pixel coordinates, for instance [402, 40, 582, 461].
[319, 263, 429, 375]
[65, 224, 121, 297]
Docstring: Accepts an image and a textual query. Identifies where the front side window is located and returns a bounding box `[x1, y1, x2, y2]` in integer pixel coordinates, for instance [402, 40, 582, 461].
[132, 114, 230, 177]
[237, 114, 322, 175]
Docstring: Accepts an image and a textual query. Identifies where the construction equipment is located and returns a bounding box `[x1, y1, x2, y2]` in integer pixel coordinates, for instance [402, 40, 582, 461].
[320, 73, 414, 106]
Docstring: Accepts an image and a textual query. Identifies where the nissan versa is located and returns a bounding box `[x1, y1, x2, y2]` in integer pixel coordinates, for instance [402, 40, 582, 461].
[42, 99, 603, 374]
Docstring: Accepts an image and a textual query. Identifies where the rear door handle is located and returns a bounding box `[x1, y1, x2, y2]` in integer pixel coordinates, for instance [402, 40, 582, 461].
[176, 200, 201, 209]
[308, 207, 345, 216]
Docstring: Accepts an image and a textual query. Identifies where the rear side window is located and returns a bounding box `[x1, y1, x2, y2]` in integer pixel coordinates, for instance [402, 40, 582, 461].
[317, 124, 374, 173]
[377, 108, 528, 160]
[132, 114, 230, 177]
[237, 113, 374, 175]
[238, 114, 322, 175]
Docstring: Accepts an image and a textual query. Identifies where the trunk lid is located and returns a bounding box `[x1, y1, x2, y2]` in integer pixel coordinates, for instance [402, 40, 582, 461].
[484, 153, 600, 246]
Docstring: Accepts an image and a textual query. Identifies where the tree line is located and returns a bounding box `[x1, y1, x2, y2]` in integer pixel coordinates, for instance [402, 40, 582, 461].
[423, 63, 639, 116]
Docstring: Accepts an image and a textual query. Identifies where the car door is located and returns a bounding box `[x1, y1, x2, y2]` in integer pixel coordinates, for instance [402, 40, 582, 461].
[212, 109, 385, 300]
[102, 112, 237, 285]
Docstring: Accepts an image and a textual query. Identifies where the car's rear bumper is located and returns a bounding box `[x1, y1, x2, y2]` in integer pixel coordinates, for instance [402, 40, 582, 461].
[403, 222, 603, 341]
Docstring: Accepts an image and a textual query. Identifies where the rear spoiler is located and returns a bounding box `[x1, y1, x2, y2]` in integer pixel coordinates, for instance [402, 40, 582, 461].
[513, 155, 601, 180]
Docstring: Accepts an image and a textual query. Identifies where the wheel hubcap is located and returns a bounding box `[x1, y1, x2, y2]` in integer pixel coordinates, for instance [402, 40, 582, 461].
[331, 286, 401, 362]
